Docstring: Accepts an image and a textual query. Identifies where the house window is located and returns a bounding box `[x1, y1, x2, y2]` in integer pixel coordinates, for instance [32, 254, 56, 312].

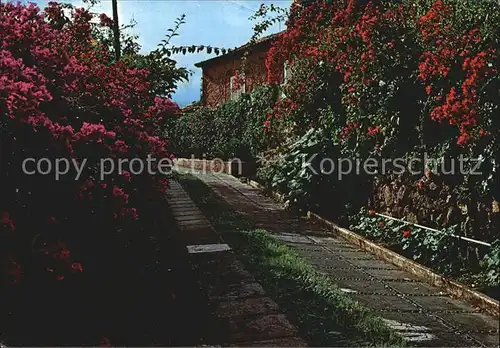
[280, 61, 292, 99]
[230, 74, 245, 101]
[283, 61, 292, 85]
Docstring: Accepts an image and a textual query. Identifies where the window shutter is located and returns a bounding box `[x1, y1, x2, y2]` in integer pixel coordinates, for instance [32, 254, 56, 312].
[230, 76, 235, 92]
[280, 61, 291, 99]
[283, 61, 289, 85]
[283, 61, 293, 85]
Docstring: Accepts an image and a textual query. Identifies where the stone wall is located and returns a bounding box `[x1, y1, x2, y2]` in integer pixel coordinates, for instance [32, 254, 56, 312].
[370, 171, 499, 240]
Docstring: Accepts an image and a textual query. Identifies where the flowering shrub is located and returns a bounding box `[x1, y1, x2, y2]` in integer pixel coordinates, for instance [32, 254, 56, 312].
[257, 0, 499, 287]
[265, 0, 499, 158]
[170, 84, 279, 161]
[0, 1, 178, 292]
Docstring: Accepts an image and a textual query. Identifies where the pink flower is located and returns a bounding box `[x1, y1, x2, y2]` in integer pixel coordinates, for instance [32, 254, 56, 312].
[112, 185, 129, 205]
[367, 126, 381, 136]
[71, 262, 83, 272]
[121, 170, 132, 182]
[1, 211, 15, 231]
[99, 13, 114, 28]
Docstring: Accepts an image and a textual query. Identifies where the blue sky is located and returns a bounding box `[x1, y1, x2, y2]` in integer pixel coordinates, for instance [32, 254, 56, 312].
[31, 0, 292, 106]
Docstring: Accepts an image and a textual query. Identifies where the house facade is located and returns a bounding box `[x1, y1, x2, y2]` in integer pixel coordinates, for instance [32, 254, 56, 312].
[194, 33, 284, 107]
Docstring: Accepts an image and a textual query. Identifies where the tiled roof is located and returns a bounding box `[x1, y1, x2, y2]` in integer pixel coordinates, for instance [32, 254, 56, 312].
[194, 31, 283, 68]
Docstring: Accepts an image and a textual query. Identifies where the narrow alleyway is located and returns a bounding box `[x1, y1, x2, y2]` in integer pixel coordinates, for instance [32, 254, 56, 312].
[173, 168, 499, 347]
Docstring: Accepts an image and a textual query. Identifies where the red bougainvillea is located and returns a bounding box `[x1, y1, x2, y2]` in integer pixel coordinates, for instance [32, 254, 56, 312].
[264, 0, 499, 149]
[416, 1, 497, 145]
[260, 0, 499, 259]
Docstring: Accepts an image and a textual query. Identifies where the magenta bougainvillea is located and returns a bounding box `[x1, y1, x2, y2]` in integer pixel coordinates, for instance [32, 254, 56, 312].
[0, 2, 178, 287]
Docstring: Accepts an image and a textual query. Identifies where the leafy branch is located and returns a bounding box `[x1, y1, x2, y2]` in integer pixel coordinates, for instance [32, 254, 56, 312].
[158, 14, 231, 57]
[249, 3, 289, 44]
[160, 14, 186, 47]
[160, 45, 232, 57]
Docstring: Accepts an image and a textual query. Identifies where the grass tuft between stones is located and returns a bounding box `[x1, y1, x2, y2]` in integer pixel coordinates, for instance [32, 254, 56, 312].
[175, 173, 405, 347]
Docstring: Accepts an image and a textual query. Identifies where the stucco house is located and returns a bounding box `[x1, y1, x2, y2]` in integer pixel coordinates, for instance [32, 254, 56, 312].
[194, 32, 286, 107]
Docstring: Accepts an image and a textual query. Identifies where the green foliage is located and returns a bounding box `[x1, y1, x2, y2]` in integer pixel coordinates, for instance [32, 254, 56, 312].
[248, 3, 289, 43]
[258, 127, 372, 219]
[121, 15, 190, 97]
[262, 128, 335, 210]
[169, 84, 279, 160]
[349, 208, 499, 293]
[256, 0, 500, 290]
[118, 13, 231, 98]
[122, 50, 189, 98]
[350, 209, 468, 274]
[482, 240, 500, 286]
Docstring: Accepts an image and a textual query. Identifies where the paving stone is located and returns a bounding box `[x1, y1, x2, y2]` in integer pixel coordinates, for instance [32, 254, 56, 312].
[168, 198, 194, 204]
[410, 296, 476, 312]
[169, 201, 199, 207]
[208, 282, 266, 302]
[381, 311, 452, 331]
[305, 256, 355, 269]
[409, 296, 479, 313]
[322, 243, 360, 251]
[381, 319, 472, 346]
[232, 336, 307, 346]
[390, 281, 446, 296]
[224, 314, 298, 343]
[344, 258, 399, 270]
[272, 234, 314, 244]
[334, 250, 379, 259]
[214, 297, 280, 318]
[171, 210, 206, 217]
[308, 235, 355, 246]
[169, 204, 199, 211]
[293, 246, 328, 253]
[382, 318, 441, 344]
[381, 312, 479, 346]
[438, 312, 499, 333]
[469, 332, 499, 347]
[165, 191, 189, 197]
[176, 215, 209, 224]
[329, 279, 394, 295]
[320, 268, 372, 280]
[364, 268, 420, 281]
[187, 244, 231, 254]
[350, 294, 418, 312]
[177, 217, 210, 225]
[170, 207, 203, 215]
